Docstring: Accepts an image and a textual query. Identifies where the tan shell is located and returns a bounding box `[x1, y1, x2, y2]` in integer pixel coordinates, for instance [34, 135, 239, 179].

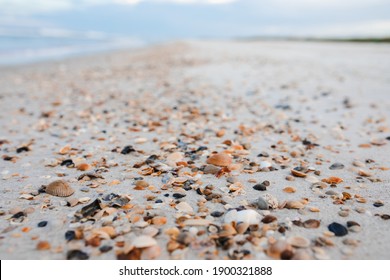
[303, 219, 320, 229]
[283, 186, 296, 193]
[288, 236, 310, 248]
[206, 153, 232, 167]
[45, 180, 74, 197]
[267, 240, 291, 259]
[321, 176, 343, 184]
[291, 169, 307, 177]
[285, 200, 305, 209]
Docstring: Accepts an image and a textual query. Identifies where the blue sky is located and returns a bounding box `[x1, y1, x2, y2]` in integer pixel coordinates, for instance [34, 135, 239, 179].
[0, 0, 389, 40]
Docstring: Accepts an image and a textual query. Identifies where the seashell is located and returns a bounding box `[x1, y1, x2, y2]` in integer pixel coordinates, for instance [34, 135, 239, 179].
[285, 200, 305, 209]
[219, 224, 237, 237]
[141, 245, 161, 259]
[132, 235, 157, 248]
[321, 176, 343, 184]
[134, 137, 148, 144]
[67, 197, 79, 207]
[267, 240, 291, 259]
[151, 216, 167, 226]
[36, 241, 51, 250]
[358, 169, 372, 177]
[262, 215, 277, 224]
[203, 164, 220, 175]
[45, 180, 74, 197]
[175, 202, 193, 213]
[166, 152, 184, 167]
[263, 194, 278, 209]
[291, 169, 307, 177]
[305, 176, 319, 183]
[352, 160, 365, 167]
[303, 219, 320, 228]
[143, 226, 159, 237]
[292, 249, 313, 260]
[206, 153, 232, 167]
[183, 219, 211, 226]
[59, 144, 71, 154]
[288, 236, 310, 248]
[207, 224, 220, 234]
[76, 163, 91, 171]
[283, 186, 296, 193]
[224, 209, 261, 225]
[135, 180, 149, 188]
[235, 222, 250, 234]
[259, 161, 272, 169]
[254, 196, 269, 210]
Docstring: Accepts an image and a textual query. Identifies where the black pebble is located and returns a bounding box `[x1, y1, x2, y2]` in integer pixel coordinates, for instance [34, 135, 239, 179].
[329, 163, 345, 170]
[328, 222, 348, 236]
[155, 199, 163, 203]
[11, 212, 25, 219]
[65, 230, 76, 241]
[99, 245, 113, 253]
[67, 250, 89, 260]
[253, 184, 267, 191]
[373, 202, 384, 207]
[164, 194, 169, 197]
[173, 193, 186, 199]
[381, 214, 390, 220]
[121, 145, 135, 155]
[210, 211, 224, 217]
[38, 221, 48, 227]
[60, 159, 74, 167]
[16, 146, 29, 153]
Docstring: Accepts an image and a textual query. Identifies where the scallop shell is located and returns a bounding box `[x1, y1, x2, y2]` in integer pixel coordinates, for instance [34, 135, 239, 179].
[45, 180, 74, 197]
[288, 236, 310, 248]
[206, 153, 232, 167]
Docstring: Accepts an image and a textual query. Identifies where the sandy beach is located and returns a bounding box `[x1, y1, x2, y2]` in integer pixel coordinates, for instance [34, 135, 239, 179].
[0, 40, 389, 260]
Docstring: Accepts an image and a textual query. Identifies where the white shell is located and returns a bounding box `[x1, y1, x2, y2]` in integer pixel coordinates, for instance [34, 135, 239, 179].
[223, 209, 261, 225]
[132, 235, 157, 248]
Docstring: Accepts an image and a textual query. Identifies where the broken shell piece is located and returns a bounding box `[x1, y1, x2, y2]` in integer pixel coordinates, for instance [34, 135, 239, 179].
[45, 180, 74, 197]
[321, 177, 343, 184]
[206, 153, 232, 167]
[175, 202, 193, 213]
[263, 194, 278, 209]
[132, 235, 157, 248]
[291, 169, 307, 178]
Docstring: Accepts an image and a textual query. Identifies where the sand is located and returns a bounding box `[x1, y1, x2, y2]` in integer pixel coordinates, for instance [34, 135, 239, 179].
[0, 40, 389, 260]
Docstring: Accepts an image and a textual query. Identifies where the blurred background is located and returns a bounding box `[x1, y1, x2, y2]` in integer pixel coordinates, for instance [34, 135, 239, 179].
[1, 0, 389, 65]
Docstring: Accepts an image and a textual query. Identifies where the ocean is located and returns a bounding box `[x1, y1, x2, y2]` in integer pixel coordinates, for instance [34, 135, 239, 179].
[0, 30, 145, 66]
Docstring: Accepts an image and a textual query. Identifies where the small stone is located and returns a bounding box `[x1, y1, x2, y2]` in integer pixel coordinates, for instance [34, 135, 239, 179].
[254, 197, 269, 210]
[36, 241, 51, 250]
[283, 186, 296, 193]
[173, 193, 186, 199]
[121, 145, 135, 154]
[224, 209, 261, 225]
[37, 221, 48, 227]
[285, 201, 305, 209]
[329, 163, 344, 170]
[288, 236, 310, 248]
[373, 201, 384, 207]
[328, 222, 348, 236]
[338, 210, 349, 217]
[253, 184, 267, 191]
[99, 245, 113, 253]
[303, 219, 320, 229]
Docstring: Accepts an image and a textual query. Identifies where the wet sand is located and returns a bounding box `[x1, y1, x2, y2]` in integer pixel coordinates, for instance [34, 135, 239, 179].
[0, 40, 389, 260]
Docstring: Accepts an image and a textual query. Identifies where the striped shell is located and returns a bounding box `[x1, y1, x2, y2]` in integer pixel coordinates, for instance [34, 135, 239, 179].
[46, 180, 74, 197]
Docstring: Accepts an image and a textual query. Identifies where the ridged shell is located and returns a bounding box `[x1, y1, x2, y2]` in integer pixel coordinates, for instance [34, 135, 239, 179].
[206, 153, 232, 167]
[45, 180, 74, 197]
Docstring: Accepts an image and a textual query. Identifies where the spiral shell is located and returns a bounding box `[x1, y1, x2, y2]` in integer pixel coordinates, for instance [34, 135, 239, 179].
[45, 180, 74, 197]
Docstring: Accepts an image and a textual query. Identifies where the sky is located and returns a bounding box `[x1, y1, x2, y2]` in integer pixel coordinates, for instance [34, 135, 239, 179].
[0, 0, 389, 40]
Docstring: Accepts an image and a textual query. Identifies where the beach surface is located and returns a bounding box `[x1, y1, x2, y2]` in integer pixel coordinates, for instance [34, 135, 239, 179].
[0, 40, 389, 260]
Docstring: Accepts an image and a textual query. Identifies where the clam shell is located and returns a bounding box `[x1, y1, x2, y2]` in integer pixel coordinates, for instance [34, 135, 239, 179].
[285, 200, 305, 209]
[132, 235, 157, 248]
[206, 153, 232, 167]
[303, 219, 320, 229]
[291, 169, 307, 177]
[45, 180, 74, 197]
[288, 236, 310, 248]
